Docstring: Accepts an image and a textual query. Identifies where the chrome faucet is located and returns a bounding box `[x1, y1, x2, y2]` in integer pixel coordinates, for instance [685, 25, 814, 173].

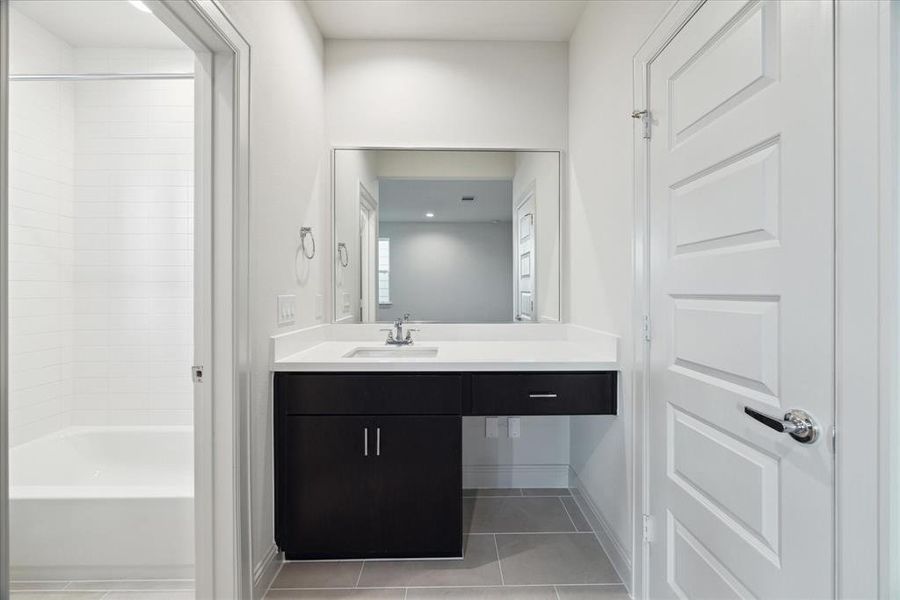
[381, 313, 418, 345]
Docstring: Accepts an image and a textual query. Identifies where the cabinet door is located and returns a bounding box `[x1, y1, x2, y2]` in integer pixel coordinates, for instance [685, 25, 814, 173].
[370, 415, 462, 558]
[278, 416, 375, 559]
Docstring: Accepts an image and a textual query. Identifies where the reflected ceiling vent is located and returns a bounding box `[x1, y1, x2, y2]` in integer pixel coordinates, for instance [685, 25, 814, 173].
[461, 196, 476, 203]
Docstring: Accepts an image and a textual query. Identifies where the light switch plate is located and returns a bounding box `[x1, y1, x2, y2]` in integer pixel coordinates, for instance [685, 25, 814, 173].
[342, 292, 351, 314]
[277, 294, 296, 326]
[485, 417, 499, 439]
[508, 417, 521, 438]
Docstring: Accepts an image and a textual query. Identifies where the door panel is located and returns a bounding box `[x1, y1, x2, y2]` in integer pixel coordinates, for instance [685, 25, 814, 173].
[515, 191, 536, 321]
[371, 416, 462, 558]
[648, 1, 834, 598]
[278, 416, 375, 559]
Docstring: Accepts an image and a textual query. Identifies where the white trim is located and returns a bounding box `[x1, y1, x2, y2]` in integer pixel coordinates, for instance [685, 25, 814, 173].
[835, 2, 897, 598]
[152, 2, 253, 597]
[0, 0, 8, 595]
[630, 3, 703, 598]
[462, 465, 570, 489]
[569, 469, 632, 596]
[252, 543, 283, 600]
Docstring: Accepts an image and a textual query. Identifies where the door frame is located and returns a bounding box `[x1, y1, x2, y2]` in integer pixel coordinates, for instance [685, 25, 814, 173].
[0, 0, 253, 598]
[513, 183, 537, 322]
[358, 181, 377, 322]
[631, 1, 898, 598]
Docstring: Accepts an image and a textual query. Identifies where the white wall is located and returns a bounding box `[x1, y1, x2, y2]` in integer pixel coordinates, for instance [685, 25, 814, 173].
[69, 49, 194, 427]
[566, 0, 670, 569]
[376, 221, 512, 323]
[219, 0, 329, 578]
[8, 8, 75, 446]
[513, 152, 560, 322]
[326, 40, 568, 149]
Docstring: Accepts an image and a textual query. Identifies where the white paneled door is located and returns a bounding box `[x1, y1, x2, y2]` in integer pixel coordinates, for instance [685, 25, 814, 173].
[647, 1, 834, 598]
[515, 190, 536, 321]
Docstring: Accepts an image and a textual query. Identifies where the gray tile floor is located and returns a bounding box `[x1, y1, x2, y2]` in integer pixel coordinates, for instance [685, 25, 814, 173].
[267, 488, 625, 600]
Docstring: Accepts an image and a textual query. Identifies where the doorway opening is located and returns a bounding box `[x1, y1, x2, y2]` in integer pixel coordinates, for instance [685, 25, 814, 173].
[6, 0, 196, 591]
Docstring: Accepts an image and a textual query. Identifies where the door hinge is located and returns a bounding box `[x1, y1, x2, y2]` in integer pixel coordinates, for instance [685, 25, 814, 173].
[632, 109, 651, 139]
[642, 514, 655, 544]
[642, 314, 651, 342]
[192, 365, 204, 383]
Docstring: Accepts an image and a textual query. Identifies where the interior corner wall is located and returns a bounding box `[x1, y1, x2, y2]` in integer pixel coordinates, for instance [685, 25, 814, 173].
[325, 40, 568, 150]
[219, 0, 328, 576]
[8, 8, 75, 446]
[566, 0, 671, 569]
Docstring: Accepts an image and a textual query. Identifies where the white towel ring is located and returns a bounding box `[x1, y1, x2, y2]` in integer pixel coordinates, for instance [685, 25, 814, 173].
[299, 227, 316, 259]
[337, 242, 349, 267]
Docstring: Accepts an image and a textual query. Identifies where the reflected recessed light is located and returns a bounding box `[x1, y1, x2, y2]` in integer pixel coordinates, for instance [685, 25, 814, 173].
[425, 212, 435, 218]
[128, 0, 152, 14]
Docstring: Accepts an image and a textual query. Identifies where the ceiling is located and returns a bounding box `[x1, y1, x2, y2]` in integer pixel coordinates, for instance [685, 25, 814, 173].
[12, 0, 186, 49]
[307, 0, 587, 42]
[379, 179, 513, 223]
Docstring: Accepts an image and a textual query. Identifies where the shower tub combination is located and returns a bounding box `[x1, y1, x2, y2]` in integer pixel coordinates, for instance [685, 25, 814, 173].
[9, 426, 194, 580]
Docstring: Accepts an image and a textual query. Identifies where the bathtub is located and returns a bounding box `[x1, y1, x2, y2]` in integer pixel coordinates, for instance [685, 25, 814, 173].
[9, 426, 194, 580]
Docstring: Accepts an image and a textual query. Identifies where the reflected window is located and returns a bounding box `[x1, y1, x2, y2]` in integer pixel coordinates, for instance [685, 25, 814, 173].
[378, 237, 391, 305]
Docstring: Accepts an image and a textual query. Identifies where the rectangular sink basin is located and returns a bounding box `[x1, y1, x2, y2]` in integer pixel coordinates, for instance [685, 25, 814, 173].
[343, 346, 439, 359]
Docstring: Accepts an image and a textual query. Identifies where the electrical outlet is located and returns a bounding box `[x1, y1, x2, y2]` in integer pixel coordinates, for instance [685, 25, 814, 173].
[508, 417, 521, 438]
[485, 417, 499, 438]
[276, 294, 296, 326]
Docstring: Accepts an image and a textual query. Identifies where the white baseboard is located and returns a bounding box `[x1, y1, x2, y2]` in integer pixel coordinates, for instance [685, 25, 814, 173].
[253, 543, 283, 600]
[569, 469, 633, 595]
[463, 464, 570, 489]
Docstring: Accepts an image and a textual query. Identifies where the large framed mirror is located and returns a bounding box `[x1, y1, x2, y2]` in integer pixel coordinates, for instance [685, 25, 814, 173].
[333, 149, 560, 323]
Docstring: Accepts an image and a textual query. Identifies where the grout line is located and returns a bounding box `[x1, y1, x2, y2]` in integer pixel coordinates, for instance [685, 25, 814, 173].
[267, 583, 625, 591]
[354, 561, 365, 588]
[492, 534, 505, 587]
[558, 496, 578, 531]
[470, 531, 595, 536]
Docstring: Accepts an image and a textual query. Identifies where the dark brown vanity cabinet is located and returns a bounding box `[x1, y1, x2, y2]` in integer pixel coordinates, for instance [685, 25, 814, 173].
[274, 370, 616, 560]
[275, 374, 463, 560]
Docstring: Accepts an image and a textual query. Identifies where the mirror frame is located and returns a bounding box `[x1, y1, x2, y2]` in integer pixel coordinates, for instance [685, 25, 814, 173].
[330, 147, 564, 324]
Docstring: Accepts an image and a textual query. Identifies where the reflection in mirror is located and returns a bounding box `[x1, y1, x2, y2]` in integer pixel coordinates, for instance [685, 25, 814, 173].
[333, 150, 560, 323]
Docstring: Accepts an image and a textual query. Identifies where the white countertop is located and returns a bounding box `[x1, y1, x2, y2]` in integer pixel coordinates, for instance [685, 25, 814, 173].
[272, 338, 618, 372]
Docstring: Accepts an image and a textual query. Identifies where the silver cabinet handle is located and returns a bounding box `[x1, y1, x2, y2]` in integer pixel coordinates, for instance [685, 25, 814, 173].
[529, 393, 558, 398]
[376, 427, 381, 456]
[364, 427, 368, 456]
[743, 407, 819, 444]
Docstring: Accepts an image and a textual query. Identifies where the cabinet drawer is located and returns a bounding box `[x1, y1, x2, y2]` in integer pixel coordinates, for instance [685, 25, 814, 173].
[469, 372, 616, 415]
[276, 373, 462, 415]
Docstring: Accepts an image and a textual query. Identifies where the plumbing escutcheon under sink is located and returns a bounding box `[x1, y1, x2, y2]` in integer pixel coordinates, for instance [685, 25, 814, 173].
[343, 346, 439, 359]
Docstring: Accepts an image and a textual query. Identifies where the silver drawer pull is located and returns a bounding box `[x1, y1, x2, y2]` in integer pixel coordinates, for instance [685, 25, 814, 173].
[529, 393, 558, 398]
[376, 427, 381, 456]
[364, 427, 368, 456]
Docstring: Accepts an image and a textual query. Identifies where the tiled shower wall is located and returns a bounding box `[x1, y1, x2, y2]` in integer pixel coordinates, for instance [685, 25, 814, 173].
[9, 8, 195, 444]
[8, 9, 75, 446]
[70, 51, 194, 428]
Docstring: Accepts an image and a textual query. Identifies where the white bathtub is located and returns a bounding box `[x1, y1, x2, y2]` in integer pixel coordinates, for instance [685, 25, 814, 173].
[9, 426, 194, 580]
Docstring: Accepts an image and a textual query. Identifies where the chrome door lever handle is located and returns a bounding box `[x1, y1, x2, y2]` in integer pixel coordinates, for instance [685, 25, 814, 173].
[744, 406, 819, 444]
